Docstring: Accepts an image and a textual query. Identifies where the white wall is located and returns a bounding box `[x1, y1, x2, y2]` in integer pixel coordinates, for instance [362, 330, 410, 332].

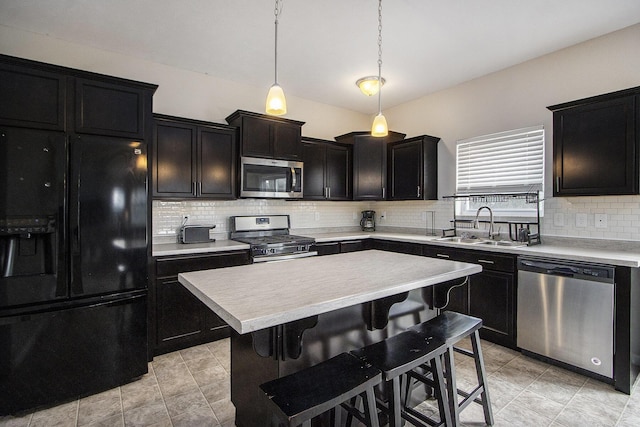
[0, 25, 369, 139]
[385, 23, 640, 240]
[2, 23, 640, 241]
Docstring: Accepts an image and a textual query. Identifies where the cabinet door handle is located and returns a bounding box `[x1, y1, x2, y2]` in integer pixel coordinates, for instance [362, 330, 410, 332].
[477, 259, 495, 264]
[198, 182, 202, 195]
[192, 182, 196, 196]
[417, 186, 421, 198]
[556, 176, 560, 192]
[328, 187, 331, 199]
[436, 253, 450, 259]
[382, 187, 386, 199]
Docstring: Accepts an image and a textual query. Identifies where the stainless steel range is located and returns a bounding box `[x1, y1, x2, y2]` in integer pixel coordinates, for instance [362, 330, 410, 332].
[230, 215, 317, 263]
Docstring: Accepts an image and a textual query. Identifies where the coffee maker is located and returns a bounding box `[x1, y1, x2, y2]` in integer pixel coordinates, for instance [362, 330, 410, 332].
[360, 210, 376, 231]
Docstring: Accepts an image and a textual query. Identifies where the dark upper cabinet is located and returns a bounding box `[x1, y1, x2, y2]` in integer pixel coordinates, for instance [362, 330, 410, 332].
[548, 87, 640, 196]
[75, 78, 148, 138]
[335, 131, 405, 200]
[302, 137, 351, 200]
[0, 61, 66, 131]
[226, 110, 305, 160]
[0, 54, 155, 137]
[153, 114, 236, 199]
[388, 135, 439, 200]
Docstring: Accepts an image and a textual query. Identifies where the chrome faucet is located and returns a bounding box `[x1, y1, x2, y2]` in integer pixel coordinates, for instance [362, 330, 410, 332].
[474, 206, 496, 239]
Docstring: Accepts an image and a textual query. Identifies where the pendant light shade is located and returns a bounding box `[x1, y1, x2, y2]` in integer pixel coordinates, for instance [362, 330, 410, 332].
[266, 83, 287, 115]
[266, 0, 287, 116]
[371, 113, 388, 137]
[371, 0, 388, 137]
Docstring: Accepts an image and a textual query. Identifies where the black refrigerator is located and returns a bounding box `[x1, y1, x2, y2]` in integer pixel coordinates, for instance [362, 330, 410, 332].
[0, 129, 149, 414]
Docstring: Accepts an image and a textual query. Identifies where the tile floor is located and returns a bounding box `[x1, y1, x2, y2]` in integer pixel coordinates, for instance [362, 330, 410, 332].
[1, 338, 639, 427]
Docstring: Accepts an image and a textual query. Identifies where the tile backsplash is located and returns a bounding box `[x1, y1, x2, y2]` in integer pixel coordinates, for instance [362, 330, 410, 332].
[152, 195, 640, 243]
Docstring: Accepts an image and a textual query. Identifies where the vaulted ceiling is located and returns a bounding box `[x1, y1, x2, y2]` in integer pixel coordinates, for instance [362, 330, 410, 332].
[2, 1, 640, 114]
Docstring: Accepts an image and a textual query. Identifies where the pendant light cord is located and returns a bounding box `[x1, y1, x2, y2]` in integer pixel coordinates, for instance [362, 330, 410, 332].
[274, 0, 283, 85]
[377, 0, 383, 115]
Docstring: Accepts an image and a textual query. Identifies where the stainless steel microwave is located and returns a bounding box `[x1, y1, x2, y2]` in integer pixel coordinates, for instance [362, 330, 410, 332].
[240, 157, 303, 199]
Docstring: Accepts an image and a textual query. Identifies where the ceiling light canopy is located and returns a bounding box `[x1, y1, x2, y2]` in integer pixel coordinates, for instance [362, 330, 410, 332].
[356, 76, 386, 96]
[266, 0, 287, 116]
[371, 0, 388, 137]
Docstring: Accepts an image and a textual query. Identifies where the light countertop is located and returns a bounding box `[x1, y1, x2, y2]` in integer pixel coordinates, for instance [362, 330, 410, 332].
[152, 239, 249, 257]
[178, 250, 481, 334]
[153, 230, 640, 267]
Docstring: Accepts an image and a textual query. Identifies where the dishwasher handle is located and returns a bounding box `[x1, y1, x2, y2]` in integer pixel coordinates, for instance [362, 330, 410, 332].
[547, 267, 579, 277]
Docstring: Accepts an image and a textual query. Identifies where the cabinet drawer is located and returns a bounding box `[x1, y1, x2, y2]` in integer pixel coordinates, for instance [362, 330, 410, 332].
[316, 242, 340, 256]
[341, 240, 366, 253]
[156, 251, 250, 277]
[461, 251, 515, 272]
[423, 245, 515, 272]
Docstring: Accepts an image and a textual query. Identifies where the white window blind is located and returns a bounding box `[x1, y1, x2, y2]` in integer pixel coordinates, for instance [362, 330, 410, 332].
[456, 125, 544, 194]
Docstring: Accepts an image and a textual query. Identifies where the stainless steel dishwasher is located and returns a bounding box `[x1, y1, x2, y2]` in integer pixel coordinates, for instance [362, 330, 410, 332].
[517, 257, 615, 378]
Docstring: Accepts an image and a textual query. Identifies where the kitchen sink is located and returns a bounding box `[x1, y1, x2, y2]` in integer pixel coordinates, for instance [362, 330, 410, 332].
[436, 236, 483, 244]
[436, 236, 527, 248]
[474, 240, 527, 247]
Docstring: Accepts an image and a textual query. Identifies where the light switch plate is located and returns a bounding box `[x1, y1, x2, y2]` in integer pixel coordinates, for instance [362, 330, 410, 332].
[576, 213, 588, 228]
[595, 213, 608, 228]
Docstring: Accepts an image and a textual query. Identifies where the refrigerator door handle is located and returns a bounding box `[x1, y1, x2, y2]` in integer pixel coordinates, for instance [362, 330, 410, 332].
[71, 137, 82, 255]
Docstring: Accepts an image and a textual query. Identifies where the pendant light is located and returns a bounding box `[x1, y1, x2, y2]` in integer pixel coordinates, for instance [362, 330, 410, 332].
[371, 0, 388, 137]
[265, 0, 287, 115]
[356, 75, 385, 96]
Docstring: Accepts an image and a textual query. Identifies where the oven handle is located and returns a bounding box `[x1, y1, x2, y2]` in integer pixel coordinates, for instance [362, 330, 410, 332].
[252, 251, 318, 263]
[290, 167, 297, 190]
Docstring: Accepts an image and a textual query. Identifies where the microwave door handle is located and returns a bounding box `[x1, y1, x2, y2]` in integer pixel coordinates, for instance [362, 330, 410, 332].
[291, 168, 296, 189]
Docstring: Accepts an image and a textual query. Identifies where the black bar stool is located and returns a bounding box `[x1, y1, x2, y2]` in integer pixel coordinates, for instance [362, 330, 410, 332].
[259, 352, 382, 427]
[350, 330, 452, 427]
[408, 311, 494, 426]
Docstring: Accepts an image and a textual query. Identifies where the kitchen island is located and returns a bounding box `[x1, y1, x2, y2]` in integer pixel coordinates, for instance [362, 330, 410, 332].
[178, 250, 482, 427]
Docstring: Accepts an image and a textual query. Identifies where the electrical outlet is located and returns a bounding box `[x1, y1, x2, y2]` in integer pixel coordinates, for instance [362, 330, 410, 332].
[553, 213, 564, 227]
[353, 212, 358, 221]
[314, 212, 320, 221]
[381, 211, 387, 221]
[595, 213, 608, 228]
[575, 213, 588, 228]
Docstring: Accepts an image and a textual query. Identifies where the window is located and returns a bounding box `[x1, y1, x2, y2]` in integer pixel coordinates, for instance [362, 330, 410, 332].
[455, 125, 544, 218]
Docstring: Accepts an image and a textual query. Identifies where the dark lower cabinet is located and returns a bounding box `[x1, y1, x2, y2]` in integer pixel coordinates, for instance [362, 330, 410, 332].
[315, 239, 370, 256]
[152, 250, 250, 356]
[422, 245, 517, 348]
[371, 239, 423, 255]
[468, 269, 514, 347]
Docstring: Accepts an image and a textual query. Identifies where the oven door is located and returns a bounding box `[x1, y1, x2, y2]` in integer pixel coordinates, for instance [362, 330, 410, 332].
[240, 157, 303, 198]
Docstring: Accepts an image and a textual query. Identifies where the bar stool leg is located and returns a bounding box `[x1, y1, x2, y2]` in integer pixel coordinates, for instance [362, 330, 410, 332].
[443, 348, 460, 426]
[470, 331, 494, 425]
[388, 377, 403, 427]
[363, 387, 380, 427]
[432, 356, 453, 427]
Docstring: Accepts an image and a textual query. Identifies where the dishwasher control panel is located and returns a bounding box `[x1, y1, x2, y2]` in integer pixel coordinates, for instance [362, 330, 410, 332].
[518, 257, 614, 283]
